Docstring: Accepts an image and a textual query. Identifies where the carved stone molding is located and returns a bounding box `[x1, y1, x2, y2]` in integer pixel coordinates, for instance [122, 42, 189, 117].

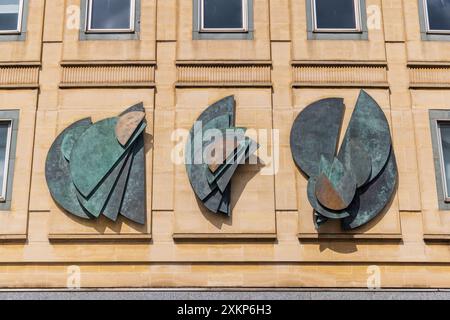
[60, 61, 156, 88]
[176, 61, 272, 87]
[0, 64, 40, 88]
[409, 64, 450, 88]
[292, 61, 388, 88]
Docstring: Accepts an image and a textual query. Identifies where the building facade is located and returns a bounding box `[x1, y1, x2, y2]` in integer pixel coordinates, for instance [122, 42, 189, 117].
[0, 0, 450, 288]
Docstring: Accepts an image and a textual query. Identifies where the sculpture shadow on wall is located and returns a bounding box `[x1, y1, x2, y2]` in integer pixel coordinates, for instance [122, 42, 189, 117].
[316, 177, 399, 254]
[198, 156, 265, 230]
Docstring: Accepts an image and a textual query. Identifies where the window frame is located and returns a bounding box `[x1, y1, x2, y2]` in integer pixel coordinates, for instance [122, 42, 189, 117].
[199, 0, 248, 33]
[0, 0, 24, 35]
[85, 0, 136, 34]
[422, 0, 450, 35]
[429, 110, 450, 211]
[436, 120, 450, 202]
[311, 0, 362, 33]
[0, 119, 12, 202]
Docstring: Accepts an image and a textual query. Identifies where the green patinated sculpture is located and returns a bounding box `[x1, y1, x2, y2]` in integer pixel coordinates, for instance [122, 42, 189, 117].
[290, 90, 398, 230]
[45, 103, 147, 225]
[185, 96, 259, 216]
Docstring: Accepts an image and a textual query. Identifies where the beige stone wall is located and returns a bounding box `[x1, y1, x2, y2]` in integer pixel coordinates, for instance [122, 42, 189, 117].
[1, 0, 450, 288]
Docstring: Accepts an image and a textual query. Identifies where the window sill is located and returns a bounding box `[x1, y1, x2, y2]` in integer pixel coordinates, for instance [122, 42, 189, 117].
[193, 30, 254, 40]
[79, 31, 140, 41]
[199, 29, 249, 33]
[0, 31, 21, 35]
[312, 30, 363, 34]
[85, 29, 135, 34]
[421, 32, 450, 41]
[307, 31, 368, 41]
[0, 32, 26, 41]
[426, 31, 450, 35]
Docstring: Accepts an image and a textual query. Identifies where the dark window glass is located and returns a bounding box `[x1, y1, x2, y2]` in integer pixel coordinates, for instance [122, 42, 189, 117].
[90, 0, 132, 30]
[426, 0, 450, 31]
[0, 121, 10, 199]
[440, 123, 450, 198]
[314, 0, 357, 30]
[203, 0, 244, 30]
[0, 0, 21, 31]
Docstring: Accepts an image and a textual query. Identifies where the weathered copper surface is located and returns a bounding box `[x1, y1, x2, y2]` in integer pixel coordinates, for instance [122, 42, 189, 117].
[115, 111, 145, 146]
[316, 174, 347, 210]
[291, 90, 397, 231]
[103, 150, 134, 221]
[61, 124, 92, 161]
[185, 96, 259, 216]
[70, 118, 146, 197]
[216, 139, 257, 193]
[339, 140, 372, 188]
[290, 98, 345, 178]
[206, 138, 239, 173]
[187, 109, 233, 201]
[120, 134, 146, 225]
[76, 152, 131, 218]
[338, 90, 391, 181]
[45, 104, 147, 225]
[307, 178, 351, 220]
[45, 118, 93, 219]
[342, 149, 398, 230]
[315, 158, 356, 211]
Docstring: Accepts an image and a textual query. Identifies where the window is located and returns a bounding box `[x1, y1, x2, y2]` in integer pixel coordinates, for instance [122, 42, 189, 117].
[86, 0, 135, 33]
[0, 121, 12, 202]
[0, 0, 24, 34]
[437, 121, 450, 202]
[429, 110, 450, 210]
[200, 0, 248, 32]
[193, 0, 253, 40]
[306, 0, 367, 40]
[312, 0, 361, 32]
[0, 110, 19, 210]
[423, 0, 450, 34]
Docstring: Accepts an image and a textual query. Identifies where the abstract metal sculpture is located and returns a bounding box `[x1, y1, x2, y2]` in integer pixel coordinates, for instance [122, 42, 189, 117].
[290, 90, 397, 230]
[45, 103, 147, 224]
[185, 96, 259, 216]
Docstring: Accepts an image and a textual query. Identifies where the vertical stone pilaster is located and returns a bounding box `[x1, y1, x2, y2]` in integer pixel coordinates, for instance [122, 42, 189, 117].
[153, 42, 177, 211]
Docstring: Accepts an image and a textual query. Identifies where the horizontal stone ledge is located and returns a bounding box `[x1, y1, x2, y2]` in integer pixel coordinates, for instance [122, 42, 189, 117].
[424, 234, 450, 242]
[0, 84, 39, 89]
[410, 84, 450, 89]
[173, 233, 277, 241]
[61, 60, 156, 66]
[407, 61, 450, 68]
[48, 233, 152, 242]
[59, 82, 156, 89]
[175, 82, 272, 88]
[291, 60, 388, 67]
[176, 60, 272, 66]
[292, 82, 389, 88]
[0, 61, 41, 66]
[0, 234, 27, 242]
[298, 233, 402, 241]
